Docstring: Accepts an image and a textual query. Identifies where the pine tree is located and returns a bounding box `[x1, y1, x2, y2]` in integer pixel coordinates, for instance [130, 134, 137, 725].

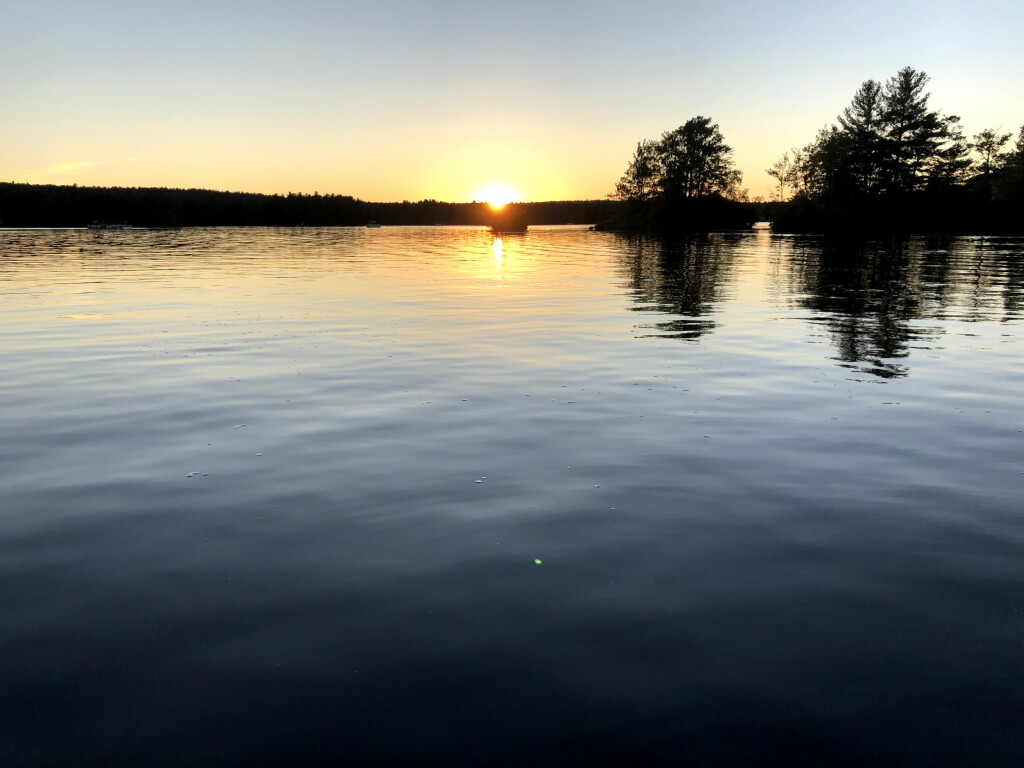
[837, 79, 884, 194]
[879, 67, 946, 194]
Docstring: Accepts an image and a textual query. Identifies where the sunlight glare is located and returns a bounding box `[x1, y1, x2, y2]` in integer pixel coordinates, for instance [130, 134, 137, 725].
[478, 184, 519, 210]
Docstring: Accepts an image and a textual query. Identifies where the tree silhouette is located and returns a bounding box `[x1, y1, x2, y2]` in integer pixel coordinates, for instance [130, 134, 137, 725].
[972, 127, 1013, 201]
[615, 140, 660, 203]
[0, 183, 620, 227]
[767, 66, 1024, 233]
[766, 152, 798, 201]
[928, 115, 973, 191]
[793, 68, 970, 202]
[974, 128, 1012, 177]
[607, 117, 747, 230]
[613, 118, 741, 203]
[837, 79, 884, 194]
[656, 117, 741, 201]
[795, 126, 856, 199]
[878, 67, 949, 194]
[993, 126, 1024, 204]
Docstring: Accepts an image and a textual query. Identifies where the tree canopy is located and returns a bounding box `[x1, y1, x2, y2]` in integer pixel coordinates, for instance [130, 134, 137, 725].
[608, 117, 748, 230]
[794, 67, 969, 199]
[606, 75, 1024, 233]
[615, 116, 742, 204]
[771, 66, 1024, 233]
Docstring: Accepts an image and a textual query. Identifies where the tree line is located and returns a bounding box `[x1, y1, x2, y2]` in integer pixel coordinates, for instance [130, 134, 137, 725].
[608, 66, 1024, 233]
[0, 183, 619, 228]
[607, 116, 751, 230]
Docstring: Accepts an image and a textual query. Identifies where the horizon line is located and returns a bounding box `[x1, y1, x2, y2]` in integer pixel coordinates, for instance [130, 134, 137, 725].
[0, 180, 622, 207]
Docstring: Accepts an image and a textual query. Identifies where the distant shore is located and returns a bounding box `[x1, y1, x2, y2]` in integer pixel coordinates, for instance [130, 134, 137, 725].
[0, 182, 619, 229]
[5, 181, 1024, 236]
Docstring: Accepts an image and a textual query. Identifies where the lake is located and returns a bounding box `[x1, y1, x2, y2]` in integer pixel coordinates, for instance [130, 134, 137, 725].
[2, 226, 1022, 766]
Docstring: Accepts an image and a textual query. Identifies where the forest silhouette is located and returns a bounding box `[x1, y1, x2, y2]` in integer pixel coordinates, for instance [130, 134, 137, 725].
[0, 184, 616, 229]
[3, 67, 1022, 234]
[607, 67, 1024, 233]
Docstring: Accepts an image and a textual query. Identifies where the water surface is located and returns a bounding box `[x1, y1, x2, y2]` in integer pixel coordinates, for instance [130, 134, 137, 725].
[2, 227, 1022, 765]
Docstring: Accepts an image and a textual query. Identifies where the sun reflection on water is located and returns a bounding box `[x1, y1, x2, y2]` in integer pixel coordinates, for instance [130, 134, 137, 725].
[493, 236, 503, 274]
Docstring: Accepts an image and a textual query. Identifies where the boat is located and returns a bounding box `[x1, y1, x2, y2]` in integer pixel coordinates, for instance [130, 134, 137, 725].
[366, 221, 381, 229]
[488, 207, 528, 235]
[490, 223, 528, 235]
[87, 221, 133, 230]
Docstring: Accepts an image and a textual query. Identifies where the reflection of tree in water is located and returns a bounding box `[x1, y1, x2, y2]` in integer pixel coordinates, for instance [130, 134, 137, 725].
[790, 240, 928, 378]
[610, 231, 1021, 374]
[789, 236, 1023, 378]
[1000, 241, 1024, 319]
[946, 237, 1024, 322]
[615, 233, 738, 339]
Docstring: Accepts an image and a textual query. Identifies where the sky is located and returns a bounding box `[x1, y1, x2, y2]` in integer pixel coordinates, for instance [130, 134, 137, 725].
[2, 0, 1023, 202]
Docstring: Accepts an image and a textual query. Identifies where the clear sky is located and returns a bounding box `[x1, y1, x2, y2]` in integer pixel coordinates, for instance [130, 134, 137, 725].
[2, 0, 1022, 202]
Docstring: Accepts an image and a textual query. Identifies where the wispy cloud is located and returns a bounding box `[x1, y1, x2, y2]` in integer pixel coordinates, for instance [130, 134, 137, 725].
[46, 161, 102, 175]
[12, 157, 140, 184]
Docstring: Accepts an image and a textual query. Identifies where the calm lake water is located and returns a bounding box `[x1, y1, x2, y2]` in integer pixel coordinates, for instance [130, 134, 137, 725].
[2, 226, 1022, 766]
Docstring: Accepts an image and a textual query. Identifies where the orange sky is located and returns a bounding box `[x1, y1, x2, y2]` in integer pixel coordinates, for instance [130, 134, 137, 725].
[2, 1, 1022, 202]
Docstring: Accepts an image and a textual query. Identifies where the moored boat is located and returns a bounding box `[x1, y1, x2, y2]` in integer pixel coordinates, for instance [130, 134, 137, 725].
[488, 207, 528, 234]
[490, 223, 528, 234]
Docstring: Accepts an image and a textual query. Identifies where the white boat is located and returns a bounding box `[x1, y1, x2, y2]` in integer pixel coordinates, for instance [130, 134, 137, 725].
[366, 221, 381, 229]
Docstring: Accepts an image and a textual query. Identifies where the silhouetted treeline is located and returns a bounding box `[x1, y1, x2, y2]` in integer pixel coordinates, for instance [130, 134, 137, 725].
[602, 116, 754, 231]
[768, 67, 1024, 234]
[0, 182, 621, 228]
[607, 68, 1024, 234]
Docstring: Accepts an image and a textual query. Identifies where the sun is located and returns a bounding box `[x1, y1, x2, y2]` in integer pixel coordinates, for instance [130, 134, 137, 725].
[476, 183, 520, 210]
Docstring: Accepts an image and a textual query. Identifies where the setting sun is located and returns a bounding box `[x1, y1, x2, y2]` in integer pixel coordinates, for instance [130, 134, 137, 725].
[477, 184, 520, 210]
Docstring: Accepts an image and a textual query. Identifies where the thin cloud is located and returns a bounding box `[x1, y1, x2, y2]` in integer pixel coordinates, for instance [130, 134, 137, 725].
[12, 158, 140, 184]
[47, 161, 101, 175]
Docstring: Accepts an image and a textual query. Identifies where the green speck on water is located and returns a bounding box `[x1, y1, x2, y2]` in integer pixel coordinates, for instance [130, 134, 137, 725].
[534, 559, 543, 565]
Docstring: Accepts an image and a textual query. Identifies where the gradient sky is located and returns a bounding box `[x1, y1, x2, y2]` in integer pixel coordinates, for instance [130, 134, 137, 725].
[2, 0, 1022, 202]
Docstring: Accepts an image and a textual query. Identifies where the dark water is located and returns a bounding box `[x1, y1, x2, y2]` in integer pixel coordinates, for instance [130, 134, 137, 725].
[2, 227, 1022, 766]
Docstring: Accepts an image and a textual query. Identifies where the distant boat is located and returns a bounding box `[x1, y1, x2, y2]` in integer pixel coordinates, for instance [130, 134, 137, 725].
[490, 223, 528, 235]
[489, 208, 528, 235]
[87, 221, 132, 230]
[366, 221, 382, 229]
